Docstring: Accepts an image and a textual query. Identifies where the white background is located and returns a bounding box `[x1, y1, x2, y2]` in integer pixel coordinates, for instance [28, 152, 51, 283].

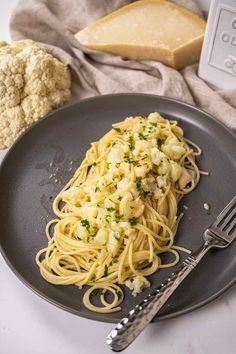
[1, 1, 236, 354]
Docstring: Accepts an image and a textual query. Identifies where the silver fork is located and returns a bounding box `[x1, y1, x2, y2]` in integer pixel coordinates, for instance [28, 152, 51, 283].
[107, 196, 236, 352]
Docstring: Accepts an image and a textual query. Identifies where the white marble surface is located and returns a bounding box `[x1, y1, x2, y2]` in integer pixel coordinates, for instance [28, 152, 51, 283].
[1, 1, 236, 354]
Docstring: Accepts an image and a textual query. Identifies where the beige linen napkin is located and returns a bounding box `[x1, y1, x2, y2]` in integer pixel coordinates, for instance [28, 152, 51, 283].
[10, 0, 236, 131]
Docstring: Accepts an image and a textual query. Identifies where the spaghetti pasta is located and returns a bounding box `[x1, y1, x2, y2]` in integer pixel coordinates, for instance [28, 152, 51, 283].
[36, 112, 201, 313]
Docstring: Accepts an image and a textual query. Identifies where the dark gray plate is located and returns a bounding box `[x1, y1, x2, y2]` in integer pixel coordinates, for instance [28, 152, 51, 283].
[0, 94, 236, 323]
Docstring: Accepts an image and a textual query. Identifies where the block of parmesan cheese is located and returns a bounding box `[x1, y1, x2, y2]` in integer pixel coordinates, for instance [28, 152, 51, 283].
[75, 0, 206, 69]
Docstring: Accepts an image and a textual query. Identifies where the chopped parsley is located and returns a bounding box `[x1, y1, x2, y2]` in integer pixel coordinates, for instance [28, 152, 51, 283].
[157, 138, 165, 146]
[150, 122, 157, 127]
[107, 207, 115, 212]
[117, 195, 123, 201]
[93, 162, 97, 166]
[115, 214, 124, 222]
[95, 186, 101, 193]
[136, 176, 142, 191]
[141, 154, 148, 160]
[91, 273, 96, 282]
[129, 217, 137, 226]
[124, 157, 134, 164]
[105, 214, 111, 223]
[49, 195, 54, 200]
[143, 191, 150, 198]
[113, 127, 121, 133]
[77, 236, 81, 240]
[128, 136, 135, 151]
[138, 132, 147, 140]
[91, 288, 99, 296]
[81, 219, 90, 230]
[103, 264, 109, 277]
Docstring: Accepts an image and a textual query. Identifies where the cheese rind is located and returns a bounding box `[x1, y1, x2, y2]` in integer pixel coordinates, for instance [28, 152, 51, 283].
[75, 0, 206, 69]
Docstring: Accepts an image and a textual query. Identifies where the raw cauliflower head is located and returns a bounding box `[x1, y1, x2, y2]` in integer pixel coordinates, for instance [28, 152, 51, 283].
[0, 40, 71, 149]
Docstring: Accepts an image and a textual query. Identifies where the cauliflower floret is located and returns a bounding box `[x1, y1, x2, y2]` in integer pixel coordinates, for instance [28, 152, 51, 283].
[48, 88, 70, 107]
[77, 222, 89, 241]
[117, 178, 131, 191]
[22, 44, 70, 105]
[0, 40, 71, 149]
[151, 147, 165, 166]
[108, 163, 120, 177]
[170, 161, 182, 182]
[131, 197, 145, 218]
[122, 143, 129, 154]
[61, 186, 83, 204]
[0, 105, 25, 148]
[111, 221, 122, 232]
[0, 54, 24, 107]
[147, 112, 162, 124]
[21, 95, 52, 124]
[158, 159, 170, 175]
[142, 175, 156, 192]
[179, 167, 193, 189]
[107, 147, 123, 163]
[120, 221, 131, 230]
[96, 207, 106, 225]
[79, 205, 98, 219]
[107, 231, 120, 255]
[157, 175, 167, 188]
[172, 125, 184, 138]
[161, 136, 186, 160]
[133, 140, 149, 156]
[119, 192, 133, 216]
[120, 192, 144, 218]
[153, 188, 163, 199]
[125, 275, 150, 296]
[134, 162, 152, 178]
[94, 228, 108, 245]
[104, 172, 114, 184]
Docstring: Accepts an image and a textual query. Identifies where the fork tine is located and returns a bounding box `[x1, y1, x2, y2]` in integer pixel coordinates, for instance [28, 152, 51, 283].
[227, 218, 236, 235]
[214, 196, 236, 227]
[218, 205, 236, 231]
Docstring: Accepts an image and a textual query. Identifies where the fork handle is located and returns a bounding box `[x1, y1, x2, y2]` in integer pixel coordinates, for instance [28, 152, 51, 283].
[107, 243, 210, 352]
